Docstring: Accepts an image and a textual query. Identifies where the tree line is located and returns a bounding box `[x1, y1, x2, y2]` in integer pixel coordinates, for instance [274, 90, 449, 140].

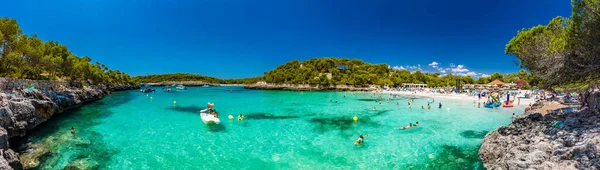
[134, 58, 536, 88]
[261, 58, 536, 88]
[506, 0, 599, 90]
[0, 17, 133, 84]
[133, 73, 262, 84]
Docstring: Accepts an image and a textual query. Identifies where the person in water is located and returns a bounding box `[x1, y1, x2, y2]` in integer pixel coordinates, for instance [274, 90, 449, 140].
[415, 121, 419, 126]
[71, 126, 75, 134]
[427, 104, 431, 109]
[396, 102, 399, 106]
[355, 134, 369, 145]
[421, 106, 424, 109]
[402, 123, 413, 130]
[439, 102, 442, 109]
[373, 107, 377, 111]
[238, 114, 244, 120]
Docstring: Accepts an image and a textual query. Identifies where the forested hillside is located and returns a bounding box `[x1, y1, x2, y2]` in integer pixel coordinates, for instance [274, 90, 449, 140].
[133, 73, 262, 84]
[262, 58, 536, 87]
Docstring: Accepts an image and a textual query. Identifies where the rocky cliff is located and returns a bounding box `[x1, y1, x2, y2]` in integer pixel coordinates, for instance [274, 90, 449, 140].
[479, 92, 600, 170]
[0, 81, 138, 170]
[244, 81, 382, 91]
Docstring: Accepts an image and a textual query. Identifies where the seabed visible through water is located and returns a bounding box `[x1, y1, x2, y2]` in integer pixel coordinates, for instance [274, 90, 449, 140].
[16, 86, 523, 169]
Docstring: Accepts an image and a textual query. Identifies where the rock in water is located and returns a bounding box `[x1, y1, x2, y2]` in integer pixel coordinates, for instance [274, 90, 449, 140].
[63, 158, 99, 170]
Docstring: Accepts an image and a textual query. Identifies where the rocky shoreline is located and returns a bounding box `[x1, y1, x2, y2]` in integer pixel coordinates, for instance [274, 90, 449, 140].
[479, 92, 600, 170]
[0, 81, 138, 170]
[244, 81, 382, 91]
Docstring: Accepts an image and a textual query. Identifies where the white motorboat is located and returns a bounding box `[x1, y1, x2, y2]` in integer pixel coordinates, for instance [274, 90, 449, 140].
[200, 112, 220, 124]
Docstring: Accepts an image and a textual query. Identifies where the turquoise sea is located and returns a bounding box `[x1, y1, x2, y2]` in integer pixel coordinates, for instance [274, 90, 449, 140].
[18, 86, 525, 169]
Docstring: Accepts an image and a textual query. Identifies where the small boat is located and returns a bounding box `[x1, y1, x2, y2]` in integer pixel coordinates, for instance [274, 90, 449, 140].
[141, 87, 155, 93]
[176, 85, 187, 90]
[200, 112, 220, 124]
[502, 101, 514, 107]
[484, 102, 502, 108]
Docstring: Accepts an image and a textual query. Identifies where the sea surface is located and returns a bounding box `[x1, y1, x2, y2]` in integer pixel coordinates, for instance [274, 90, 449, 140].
[18, 86, 525, 169]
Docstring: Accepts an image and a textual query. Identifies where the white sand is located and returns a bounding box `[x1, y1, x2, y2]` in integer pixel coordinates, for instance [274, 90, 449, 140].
[380, 91, 537, 106]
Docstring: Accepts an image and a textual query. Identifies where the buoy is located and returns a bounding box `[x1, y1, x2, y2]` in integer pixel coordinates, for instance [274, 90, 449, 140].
[228, 115, 234, 120]
[353, 116, 358, 121]
[173, 101, 177, 105]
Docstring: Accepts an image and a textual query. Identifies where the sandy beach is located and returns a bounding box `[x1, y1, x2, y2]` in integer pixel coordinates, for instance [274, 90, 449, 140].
[382, 90, 537, 106]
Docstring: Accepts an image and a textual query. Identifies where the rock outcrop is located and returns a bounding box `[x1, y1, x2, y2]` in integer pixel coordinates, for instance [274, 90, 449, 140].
[479, 102, 600, 169]
[0, 81, 138, 170]
[244, 81, 381, 91]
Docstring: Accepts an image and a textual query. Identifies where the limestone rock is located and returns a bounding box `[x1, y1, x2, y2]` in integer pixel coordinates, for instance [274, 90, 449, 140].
[480, 106, 600, 170]
[3, 149, 22, 170]
[63, 158, 99, 170]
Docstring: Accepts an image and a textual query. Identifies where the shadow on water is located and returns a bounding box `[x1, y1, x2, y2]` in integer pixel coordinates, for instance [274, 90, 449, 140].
[460, 130, 490, 139]
[407, 145, 485, 170]
[244, 113, 300, 120]
[370, 109, 392, 116]
[167, 105, 205, 114]
[309, 116, 380, 133]
[207, 124, 227, 132]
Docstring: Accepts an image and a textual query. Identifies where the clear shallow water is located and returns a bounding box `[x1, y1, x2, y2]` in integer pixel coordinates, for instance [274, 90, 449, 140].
[19, 86, 525, 169]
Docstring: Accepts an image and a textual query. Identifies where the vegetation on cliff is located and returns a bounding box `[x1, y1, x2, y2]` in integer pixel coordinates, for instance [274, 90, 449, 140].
[506, 0, 600, 89]
[133, 73, 262, 84]
[0, 17, 133, 84]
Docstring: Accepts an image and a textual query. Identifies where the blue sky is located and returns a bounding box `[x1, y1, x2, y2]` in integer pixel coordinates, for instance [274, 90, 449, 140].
[1, 0, 571, 78]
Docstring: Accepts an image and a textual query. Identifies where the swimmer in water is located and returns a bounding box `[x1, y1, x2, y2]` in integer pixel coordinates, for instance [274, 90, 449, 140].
[421, 106, 424, 109]
[427, 104, 431, 109]
[373, 107, 377, 111]
[71, 126, 75, 134]
[415, 121, 419, 126]
[439, 102, 442, 109]
[379, 102, 382, 105]
[396, 102, 399, 106]
[355, 134, 369, 145]
[238, 114, 244, 121]
[401, 123, 413, 130]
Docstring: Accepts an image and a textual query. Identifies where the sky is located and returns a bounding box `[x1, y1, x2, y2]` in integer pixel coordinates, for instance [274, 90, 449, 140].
[1, 0, 572, 78]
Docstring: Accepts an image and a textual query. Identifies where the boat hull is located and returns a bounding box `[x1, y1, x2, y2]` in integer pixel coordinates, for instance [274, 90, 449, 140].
[200, 113, 220, 124]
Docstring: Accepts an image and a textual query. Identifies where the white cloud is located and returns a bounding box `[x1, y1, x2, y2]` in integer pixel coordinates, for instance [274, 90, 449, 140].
[440, 70, 446, 73]
[406, 65, 417, 70]
[392, 66, 406, 70]
[428, 62, 439, 68]
[480, 74, 490, 78]
[449, 63, 456, 68]
[451, 65, 469, 73]
[466, 72, 477, 76]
